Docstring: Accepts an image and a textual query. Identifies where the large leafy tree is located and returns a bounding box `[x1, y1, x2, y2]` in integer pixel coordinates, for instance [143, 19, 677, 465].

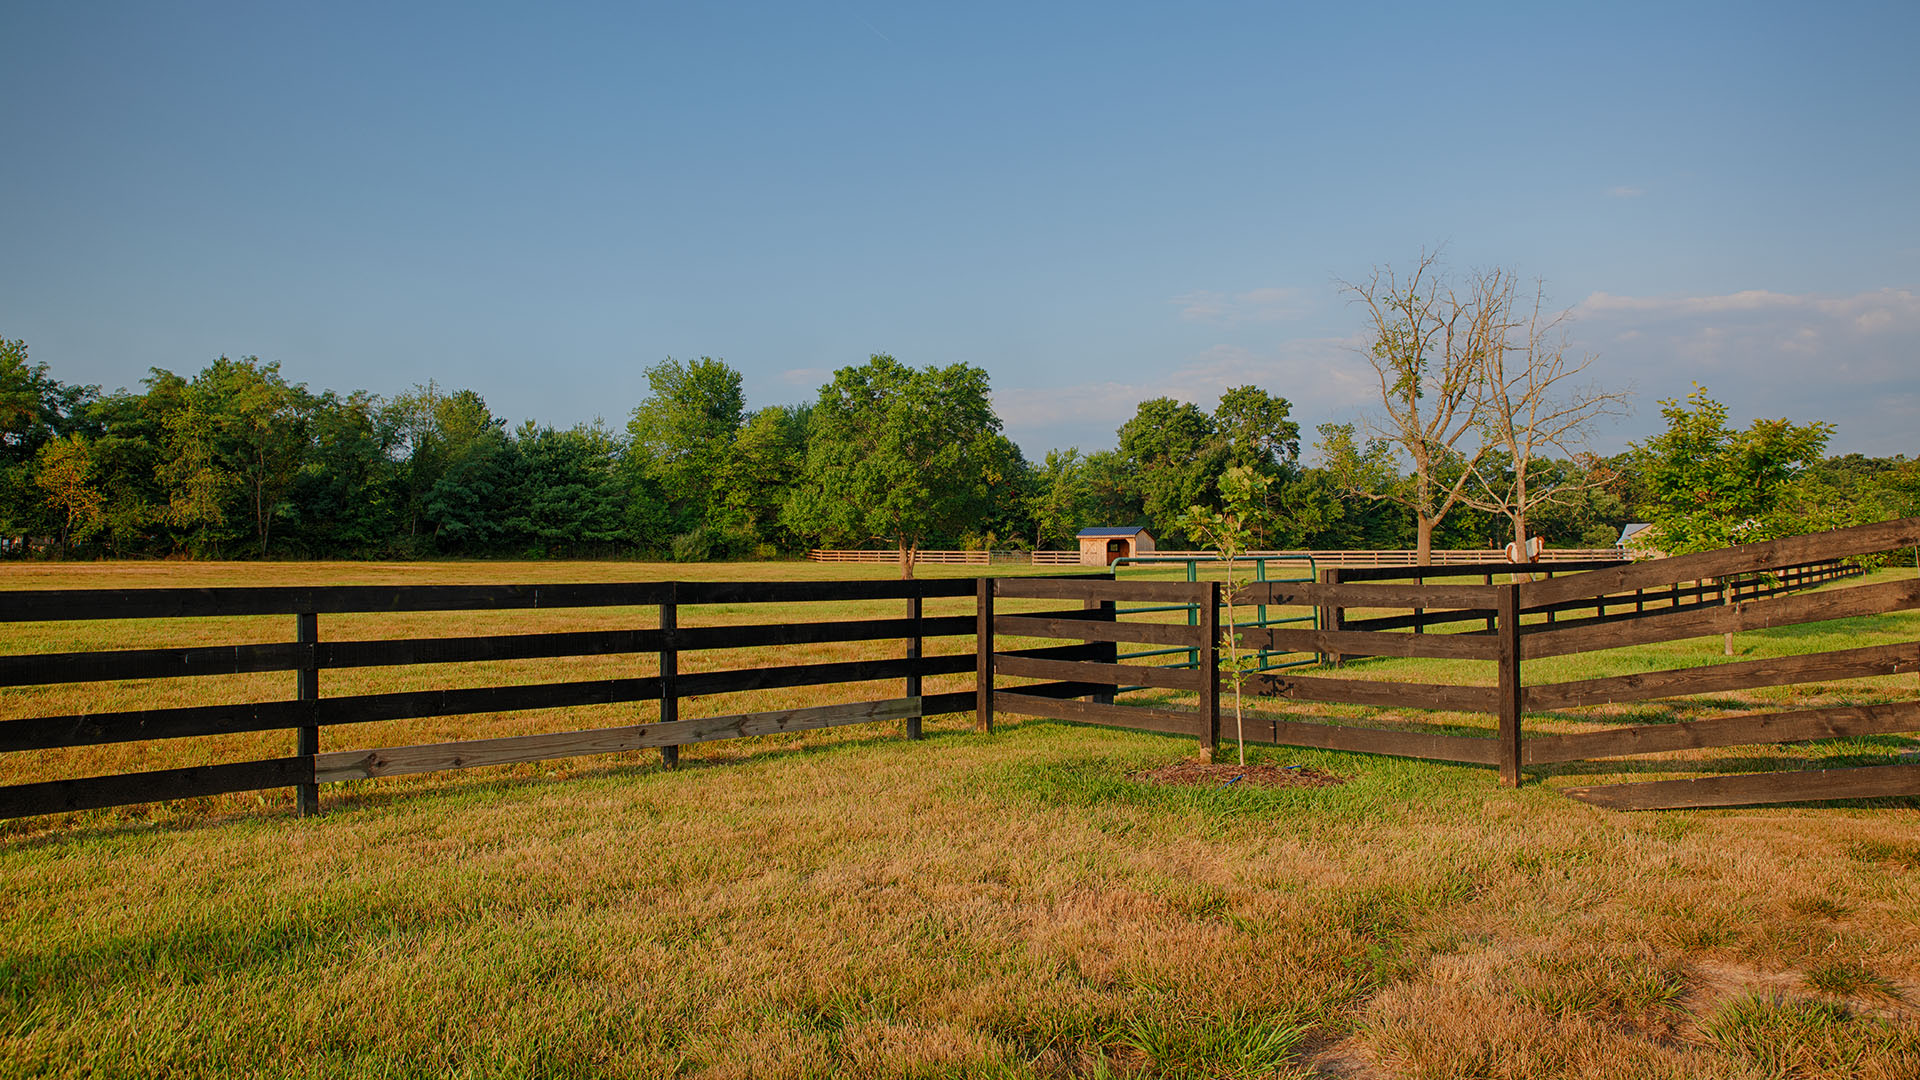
[787, 355, 1011, 578]
[717, 404, 810, 551]
[626, 357, 746, 531]
[1115, 398, 1221, 544]
[1633, 385, 1832, 554]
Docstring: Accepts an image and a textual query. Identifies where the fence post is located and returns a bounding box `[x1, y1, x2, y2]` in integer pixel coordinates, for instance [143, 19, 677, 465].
[659, 583, 680, 769]
[295, 611, 320, 817]
[975, 577, 994, 734]
[905, 591, 923, 740]
[1317, 566, 1344, 667]
[1199, 581, 1220, 763]
[1497, 582, 1523, 788]
[1084, 574, 1116, 705]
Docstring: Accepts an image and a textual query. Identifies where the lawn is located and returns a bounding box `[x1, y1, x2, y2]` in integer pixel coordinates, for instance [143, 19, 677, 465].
[0, 559, 1916, 1078]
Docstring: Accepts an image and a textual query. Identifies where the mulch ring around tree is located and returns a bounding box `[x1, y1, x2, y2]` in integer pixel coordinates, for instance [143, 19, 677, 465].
[1131, 760, 1345, 789]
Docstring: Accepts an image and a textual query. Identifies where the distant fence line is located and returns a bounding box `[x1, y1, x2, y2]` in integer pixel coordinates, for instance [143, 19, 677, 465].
[810, 547, 1627, 567]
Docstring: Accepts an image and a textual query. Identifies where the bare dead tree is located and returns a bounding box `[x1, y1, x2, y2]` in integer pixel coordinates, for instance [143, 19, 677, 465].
[1334, 251, 1508, 564]
[1461, 278, 1632, 556]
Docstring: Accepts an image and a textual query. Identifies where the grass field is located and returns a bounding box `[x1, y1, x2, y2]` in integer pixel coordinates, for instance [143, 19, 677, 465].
[1, 558, 1917, 1078]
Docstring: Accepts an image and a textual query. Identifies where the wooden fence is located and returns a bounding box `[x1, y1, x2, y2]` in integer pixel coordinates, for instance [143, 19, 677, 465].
[984, 518, 1919, 809]
[0, 576, 1113, 820]
[6, 519, 1915, 821]
[807, 549, 1047, 565]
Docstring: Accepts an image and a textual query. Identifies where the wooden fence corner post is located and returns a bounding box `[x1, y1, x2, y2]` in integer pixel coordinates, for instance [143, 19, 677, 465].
[1318, 566, 1344, 667]
[1497, 582, 1523, 787]
[1199, 580, 1220, 763]
[295, 610, 320, 817]
[660, 582, 680, 769]
[975, 577, 994, 734]
[905, 590, 924, 740]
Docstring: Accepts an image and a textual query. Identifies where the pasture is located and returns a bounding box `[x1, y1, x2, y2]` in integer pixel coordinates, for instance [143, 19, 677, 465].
[1, 559, 1917, 1079]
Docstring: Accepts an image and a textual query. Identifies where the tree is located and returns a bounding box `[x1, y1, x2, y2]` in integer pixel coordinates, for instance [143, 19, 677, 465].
[34, 434, 105, 552]
[627, 357, 746, 531]
[1028, 448, 1093, 549]
[1337, 252, 1505, 563]
[1633, 385, 1832, 553]
[200, 357, 312, 557]
[716, 404, 811, 552]
[1177, 466, 1272, 767]
[787, 355, 1010, 579]
[1460, 278, 1630, 555]
[1116, 398, 1221, 543]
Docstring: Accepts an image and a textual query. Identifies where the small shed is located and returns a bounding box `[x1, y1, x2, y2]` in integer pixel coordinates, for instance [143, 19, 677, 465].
[1077, 526, 1156, 566]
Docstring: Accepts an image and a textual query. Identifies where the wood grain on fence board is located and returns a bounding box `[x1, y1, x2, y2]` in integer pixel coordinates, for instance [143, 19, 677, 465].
[0, 757, 312, 819]
[995, 578, 1199, 603]
[0, 577, 984, 624]
[992, 692, 1198, 736]
[1241, 672, 1498, 712]
[1524, 699, 1920, 765]
[1563, 763, 1920, 810]
[315, 698, 924, 782]
[1233, 581, 1503, 609]
[1524, 641, 1920, 711]
[992, 653, 1205, 691]
[1241, 717, 1501, 764]
[992, 614, 1200, 648]
[1522, 517, 1920, 608]
[1246, 626, 1499, 661]
[1520, 577, 1920, 659]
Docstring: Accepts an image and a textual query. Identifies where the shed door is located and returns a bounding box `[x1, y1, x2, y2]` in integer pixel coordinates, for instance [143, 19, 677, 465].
[1106, 538, 1129, 565]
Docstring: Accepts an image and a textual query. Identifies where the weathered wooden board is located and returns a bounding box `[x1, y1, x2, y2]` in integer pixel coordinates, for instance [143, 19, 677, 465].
[992, 691, 1199, 736]
[1246, 626, 1499, 661]
[1242, 672, 1499, 713]
[1520, 578, 1920, 659]
[1525, 699, 1920, 764]
[1525, 641, 1920, 710]
[1563, 763, 1920, 810]
[996, 578, 1199, 603]
[314, 698, 922, 782]
[1234, 581, 1502, 609]
[0, 757, 311, 819]
[1523, 517, 1920, 608]
[993, 614, 1200, 648]
[992, 653, 1205, 691]
[1240, 716, 1501, 764]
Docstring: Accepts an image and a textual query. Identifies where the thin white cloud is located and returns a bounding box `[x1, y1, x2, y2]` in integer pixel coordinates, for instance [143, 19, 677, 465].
[1606, 186, 1646, 199]
[778, 366, 828, 387]
[1567, 285, 1920, 455]
[1171, 286, 1312, 324]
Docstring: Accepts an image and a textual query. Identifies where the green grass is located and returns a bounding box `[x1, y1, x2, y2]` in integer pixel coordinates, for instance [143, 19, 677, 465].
[0, 559, 1916, 1077]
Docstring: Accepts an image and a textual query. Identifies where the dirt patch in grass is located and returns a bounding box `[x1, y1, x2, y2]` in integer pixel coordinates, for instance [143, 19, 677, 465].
[1131, 759, 1345, 789]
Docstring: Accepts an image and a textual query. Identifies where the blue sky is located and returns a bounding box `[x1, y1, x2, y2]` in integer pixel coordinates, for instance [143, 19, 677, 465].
[3, 2, 1916, 458]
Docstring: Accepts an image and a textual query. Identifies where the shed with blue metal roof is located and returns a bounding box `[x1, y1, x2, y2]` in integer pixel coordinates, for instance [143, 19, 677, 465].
[1076, 526, 1156, 566]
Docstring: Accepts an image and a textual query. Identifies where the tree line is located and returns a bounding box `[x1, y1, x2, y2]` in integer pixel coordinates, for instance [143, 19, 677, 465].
[5, 314, 1913, 567]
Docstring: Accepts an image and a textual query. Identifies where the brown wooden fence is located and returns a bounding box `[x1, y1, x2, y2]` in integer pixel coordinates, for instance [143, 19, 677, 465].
[984, 517, 1920, 809]
[7, 519, 1917, 822]
[0, 576, 1113, 820]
